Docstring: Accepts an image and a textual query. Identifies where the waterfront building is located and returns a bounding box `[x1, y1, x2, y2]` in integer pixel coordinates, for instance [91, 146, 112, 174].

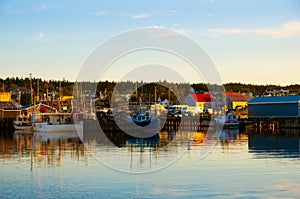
[185, 94, 215, 113]
[6, 86, 31, 101]
[223, 92, 249, 111]
[248, 95, 300, 118]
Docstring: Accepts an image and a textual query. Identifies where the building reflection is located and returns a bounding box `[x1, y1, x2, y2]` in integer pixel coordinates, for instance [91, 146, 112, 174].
[248, 130, 300, 158]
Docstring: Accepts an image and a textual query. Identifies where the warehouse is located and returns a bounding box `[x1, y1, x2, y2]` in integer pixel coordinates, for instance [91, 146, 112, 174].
[248, 96, 300, 118]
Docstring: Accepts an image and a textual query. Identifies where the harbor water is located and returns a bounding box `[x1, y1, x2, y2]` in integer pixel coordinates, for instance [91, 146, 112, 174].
[1, 128, 300, 198]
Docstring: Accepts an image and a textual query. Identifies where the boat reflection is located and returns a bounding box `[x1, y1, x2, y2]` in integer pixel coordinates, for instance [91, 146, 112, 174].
[2, 127, 299, 174]
[216, 129, 249, 152]
[127, 133, 160, 150]
[3, 130, 85, 170]
[32, 131, 79, 143]
[219, 129, 240, 141]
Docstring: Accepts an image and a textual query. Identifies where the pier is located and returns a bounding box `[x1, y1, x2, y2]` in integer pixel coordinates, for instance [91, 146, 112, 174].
[82, 116, 211, 138]
[250, 117, 300, 131]
[248, 95, 300, 131]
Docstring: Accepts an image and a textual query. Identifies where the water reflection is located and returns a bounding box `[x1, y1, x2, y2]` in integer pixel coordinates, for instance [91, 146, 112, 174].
[214, 129, 248, 153]
[248, 130, 300, 159]
[0, 130, 85, 171]
[1, 128, 300, 172]
[1, 128, 300, 198]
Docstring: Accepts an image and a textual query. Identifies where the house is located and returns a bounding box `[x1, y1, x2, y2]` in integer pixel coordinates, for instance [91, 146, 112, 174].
[6, 86, 31, 100]
[223, 92, 249, 111]
[263, 89, 289, 97]
[248, 95, 300, 118]
[185, 94, 215, 112]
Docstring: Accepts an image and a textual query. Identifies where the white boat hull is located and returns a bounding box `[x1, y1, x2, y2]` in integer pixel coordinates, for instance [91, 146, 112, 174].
[13, 121, 33, 130]
[214, 114, 239, 129]
[32, 122, 80, 132]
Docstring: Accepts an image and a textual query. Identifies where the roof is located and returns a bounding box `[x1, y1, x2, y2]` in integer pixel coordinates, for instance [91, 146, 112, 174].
[190, 94, 215, 102]
[21, 103, 57, 111]
[223, 92, 248, 102]
[0, 102, 17, 110]
[6, 86, 30, 92]
[248, 95, 300, 104]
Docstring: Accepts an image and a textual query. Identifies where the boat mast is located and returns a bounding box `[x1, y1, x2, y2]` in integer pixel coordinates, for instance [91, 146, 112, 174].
[58, 81, 62, 113]
[29, 73, 33, 105]
[37, 79, 39, 102]
[18, 89, 21, 117]
[154, 86, 157, 116]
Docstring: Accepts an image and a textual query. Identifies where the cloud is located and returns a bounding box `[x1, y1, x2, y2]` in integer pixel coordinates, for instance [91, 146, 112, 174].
[130, 13, 151, 19]
[86, 10, 108, 16]
[146, 25, 165, 29]
[129, 10, 176, 19]
[37, 32, 44, 40]
[173, 23, 179, 28]
[210, 28, 246, 35]
[146, 25, 191, 35]
[210, 20, 300, 38]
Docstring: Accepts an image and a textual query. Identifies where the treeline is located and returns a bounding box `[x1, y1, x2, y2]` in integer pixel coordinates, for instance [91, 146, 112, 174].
[1, 77, 300, 97]
[224, 82, 300, 95]
[0, 77, 74, 96]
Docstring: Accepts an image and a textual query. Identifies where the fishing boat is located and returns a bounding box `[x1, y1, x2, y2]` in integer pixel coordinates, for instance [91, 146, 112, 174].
[13, 90, 33, 130]
[32, 112, 80, 132]
[124, 110, 161, 137]
[13, 116, 32, 130]
[214, 114, 239, 129]
[130, 111, 151, 126]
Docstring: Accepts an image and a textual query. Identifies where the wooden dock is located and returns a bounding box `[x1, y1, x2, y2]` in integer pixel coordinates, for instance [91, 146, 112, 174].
[83, 116, 212, 135]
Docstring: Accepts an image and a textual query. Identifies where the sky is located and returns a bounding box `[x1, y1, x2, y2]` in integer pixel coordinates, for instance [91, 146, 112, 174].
[0, 0, 300, 85]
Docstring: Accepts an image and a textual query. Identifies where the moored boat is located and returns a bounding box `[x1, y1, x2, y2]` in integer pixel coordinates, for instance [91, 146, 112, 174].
[13, 117, 32, 130]
[124, 110, 161, 137]
[32, 112, 80, 132]
[130, 112, 152, 126]
[214, 114, 239, 129]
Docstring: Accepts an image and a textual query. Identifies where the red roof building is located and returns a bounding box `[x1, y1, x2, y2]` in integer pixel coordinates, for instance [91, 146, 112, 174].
[186, 94, 215, 112]
[223, 92, 249, 110]
[189, 94, 215, 103]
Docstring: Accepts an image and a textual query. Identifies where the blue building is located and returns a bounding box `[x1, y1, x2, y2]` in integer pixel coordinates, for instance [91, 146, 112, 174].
[248, 96, 300, 118]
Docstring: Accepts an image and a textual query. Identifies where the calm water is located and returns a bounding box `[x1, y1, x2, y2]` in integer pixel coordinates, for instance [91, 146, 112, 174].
[1, 128, 300, 199]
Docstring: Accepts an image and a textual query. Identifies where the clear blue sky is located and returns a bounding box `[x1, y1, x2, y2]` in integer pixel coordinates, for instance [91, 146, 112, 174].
[1, 0, 299, 85]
